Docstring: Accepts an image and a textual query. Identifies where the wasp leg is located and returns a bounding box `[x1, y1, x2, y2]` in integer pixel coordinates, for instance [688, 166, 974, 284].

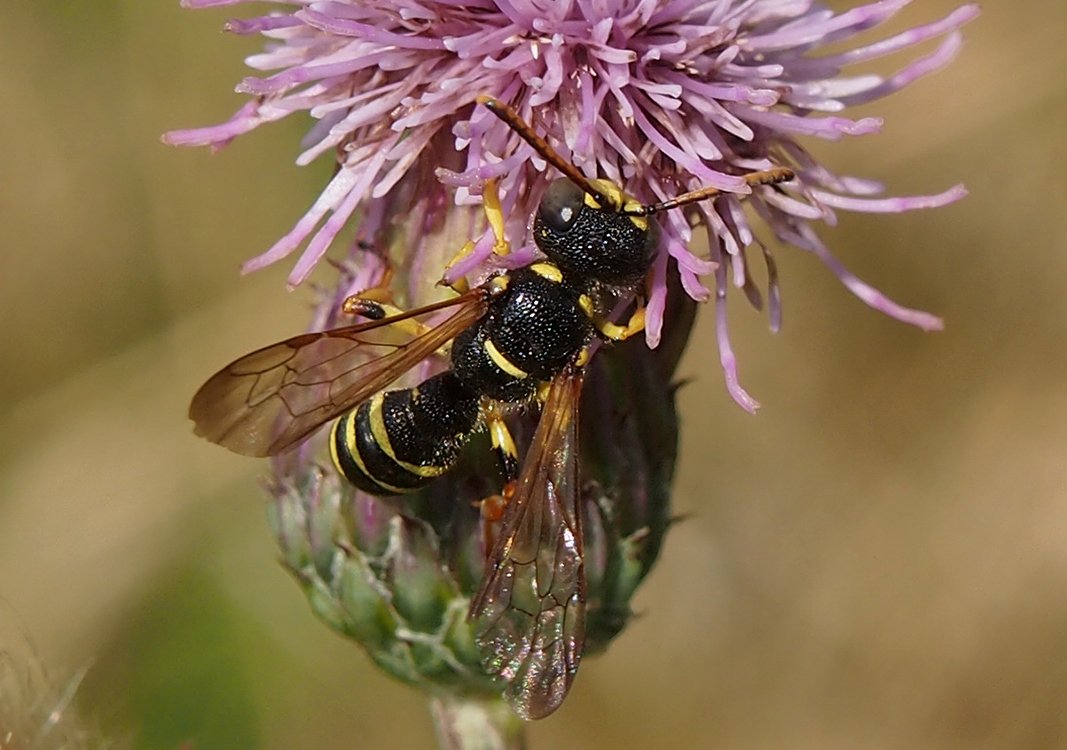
[340, 296, 434, 338]
[333, 263, 397, 305]
[574, 346, 593, 368]
[440, 240, 478, 295]
[477, 405, 522, 556]
[481, 178, 510, 258]
[441, 178, 512, 294]
[485, 405, 521, 483]
[339, 264, 433, 337]
[477, 481, 515, 558]
[591, 305, 647, 342]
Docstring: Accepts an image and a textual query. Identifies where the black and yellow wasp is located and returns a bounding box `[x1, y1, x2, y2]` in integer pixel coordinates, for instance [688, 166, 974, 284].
[190, 96, 793, 719]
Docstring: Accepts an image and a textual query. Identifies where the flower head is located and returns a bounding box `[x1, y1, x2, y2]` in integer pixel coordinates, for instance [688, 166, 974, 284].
[171, 0, 977, 727]
[167, 0, 977, 409]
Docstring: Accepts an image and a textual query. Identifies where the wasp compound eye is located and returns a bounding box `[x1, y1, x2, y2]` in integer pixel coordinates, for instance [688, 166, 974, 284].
[537, 179, 586, 233]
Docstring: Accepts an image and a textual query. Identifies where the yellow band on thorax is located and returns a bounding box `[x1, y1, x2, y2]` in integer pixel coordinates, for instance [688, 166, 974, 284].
[530, 262, 563, 283]
[484, 338, 529, 379]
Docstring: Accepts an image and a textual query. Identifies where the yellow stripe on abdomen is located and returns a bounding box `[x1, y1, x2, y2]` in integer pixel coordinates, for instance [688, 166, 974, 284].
[366, 394, 448, 479]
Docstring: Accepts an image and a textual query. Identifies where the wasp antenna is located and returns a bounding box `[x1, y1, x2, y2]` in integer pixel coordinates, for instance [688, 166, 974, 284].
[625, 166, 796, 216]
[477, 95, 613, 210]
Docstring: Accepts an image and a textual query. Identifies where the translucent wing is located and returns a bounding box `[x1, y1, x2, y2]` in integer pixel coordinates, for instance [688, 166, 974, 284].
[189, 289, 490, 457]
[469, 369, 585, 720]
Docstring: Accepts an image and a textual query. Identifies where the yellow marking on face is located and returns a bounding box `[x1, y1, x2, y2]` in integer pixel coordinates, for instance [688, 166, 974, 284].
[623, 204, 649, 231]
[585, 178, 622, 210]
[530, 262, 563, 283]
[484, 339, 529, 379]
[584, 178, 649, 230]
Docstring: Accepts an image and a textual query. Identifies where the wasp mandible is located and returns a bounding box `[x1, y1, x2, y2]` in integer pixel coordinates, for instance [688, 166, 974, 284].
[190, 96, 794, 719]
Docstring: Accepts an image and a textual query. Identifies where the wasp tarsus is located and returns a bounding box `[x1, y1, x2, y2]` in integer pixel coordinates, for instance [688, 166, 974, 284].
[342, 299, 387, 319]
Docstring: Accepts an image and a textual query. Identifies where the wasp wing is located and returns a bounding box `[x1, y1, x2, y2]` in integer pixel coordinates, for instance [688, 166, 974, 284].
[189, 289, 489, 457]
[469, 369, 585, 720]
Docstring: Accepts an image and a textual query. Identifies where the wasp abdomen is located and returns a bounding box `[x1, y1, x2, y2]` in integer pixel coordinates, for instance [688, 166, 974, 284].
[330, 371, 480, 495]
[451, 265, 593, 403]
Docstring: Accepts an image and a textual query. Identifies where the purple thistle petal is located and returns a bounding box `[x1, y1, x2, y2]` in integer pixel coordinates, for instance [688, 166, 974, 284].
[644, 249, 670, 349]
[161, 100, 268, 149]
[241, 166, 361, 274]
[837, 31, 967, 106]
[797, 224, 945, 332]
[743, 0, 911, 52]
[737, 108, 884, 140]
[225, 16, 304, 35]
[288, 143, 394, 286]
[811, 185, 968, 214]
[180, 0, 247, 7]
[715, 256, 760, 413]
[759, 240, 783, 333]
[816, 5, 980, 68]
[300, 10, 448, 50]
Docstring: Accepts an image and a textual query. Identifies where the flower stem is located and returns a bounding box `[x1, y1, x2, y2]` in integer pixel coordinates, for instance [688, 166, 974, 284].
[430, 695, 527, 750]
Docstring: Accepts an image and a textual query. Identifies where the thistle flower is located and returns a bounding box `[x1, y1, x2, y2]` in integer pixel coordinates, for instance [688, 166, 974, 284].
[168, 0, 976, 736]
[167, 0, 977, 409]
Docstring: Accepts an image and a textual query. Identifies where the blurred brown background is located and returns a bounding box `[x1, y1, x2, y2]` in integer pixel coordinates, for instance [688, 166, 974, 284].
[2, 1, 1065, 748]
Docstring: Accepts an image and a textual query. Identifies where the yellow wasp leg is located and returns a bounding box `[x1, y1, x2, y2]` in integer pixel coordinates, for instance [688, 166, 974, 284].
[341, 296, 433, 338]
[484, 404, 520, 483]
[336, 265, 399, 307]
[482, 178, 511, 258]
[477, 405, 521, 555]
[535, 380, 553, 403]
[577, 292, 646, 343]
[439, 177, 513, 295]
[440, 178, 511, 293]
[441, 240, 478, 294]
[590, 305, 647, 342]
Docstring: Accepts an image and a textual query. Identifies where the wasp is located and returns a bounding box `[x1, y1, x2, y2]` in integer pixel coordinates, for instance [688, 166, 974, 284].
[190, 95, 794, 719]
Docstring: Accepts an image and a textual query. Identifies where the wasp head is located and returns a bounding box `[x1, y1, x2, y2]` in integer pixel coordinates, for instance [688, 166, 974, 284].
[534, 178, 657, 288]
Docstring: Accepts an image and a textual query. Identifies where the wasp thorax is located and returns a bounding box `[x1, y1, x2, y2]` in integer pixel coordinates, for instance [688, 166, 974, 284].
[534, 179, 657, 287]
